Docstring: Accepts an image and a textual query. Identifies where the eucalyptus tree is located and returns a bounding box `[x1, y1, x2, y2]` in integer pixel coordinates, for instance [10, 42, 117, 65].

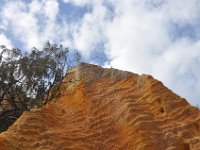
[0, 42, 80, 132]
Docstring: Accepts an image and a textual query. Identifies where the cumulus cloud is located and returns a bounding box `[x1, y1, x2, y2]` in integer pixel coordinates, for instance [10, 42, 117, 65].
[0, 0, 200, 105]
[72, 2, 111, 56]
[162, 0, 200, 23]
[0, 0, 71, 50]
[0, 34, 13, 48]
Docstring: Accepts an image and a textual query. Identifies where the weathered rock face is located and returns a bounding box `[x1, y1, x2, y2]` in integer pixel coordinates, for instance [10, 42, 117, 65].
[0, 63, 200, 150]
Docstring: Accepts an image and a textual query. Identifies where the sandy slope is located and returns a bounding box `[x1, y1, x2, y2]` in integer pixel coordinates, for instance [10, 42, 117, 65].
[0, 63, 200, 150]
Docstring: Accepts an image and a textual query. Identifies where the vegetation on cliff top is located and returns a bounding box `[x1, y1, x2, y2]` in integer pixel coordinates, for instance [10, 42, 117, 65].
[0, 42, 80, 132]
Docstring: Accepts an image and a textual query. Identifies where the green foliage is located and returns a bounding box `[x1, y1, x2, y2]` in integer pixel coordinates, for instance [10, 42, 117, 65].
[0, 42, 80, 132]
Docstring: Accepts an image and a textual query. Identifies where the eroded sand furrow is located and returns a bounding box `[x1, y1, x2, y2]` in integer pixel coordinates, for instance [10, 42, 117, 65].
[0, 63, 200, 150]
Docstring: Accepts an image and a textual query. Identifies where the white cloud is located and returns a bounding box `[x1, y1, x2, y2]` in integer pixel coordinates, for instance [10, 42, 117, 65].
[0, 0, 70, 50]
[72, 1, 110, 56]
[0, 34, 13, 48]
[104, 3, 170, 73]
[162, 0, 200, 23]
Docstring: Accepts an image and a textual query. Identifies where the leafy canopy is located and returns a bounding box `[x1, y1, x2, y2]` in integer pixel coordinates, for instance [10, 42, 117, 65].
[0, 42, 80, 132]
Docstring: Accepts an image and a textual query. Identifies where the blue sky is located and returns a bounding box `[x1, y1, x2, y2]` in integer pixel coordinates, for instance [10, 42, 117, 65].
[0, 0, 200, 106]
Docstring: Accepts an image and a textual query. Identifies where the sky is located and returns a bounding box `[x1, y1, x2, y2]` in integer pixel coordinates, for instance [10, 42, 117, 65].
[0, 0, 200, 106]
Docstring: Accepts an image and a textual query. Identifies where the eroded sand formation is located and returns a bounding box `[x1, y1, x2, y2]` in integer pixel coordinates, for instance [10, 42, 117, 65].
[0, 63, 200, 150]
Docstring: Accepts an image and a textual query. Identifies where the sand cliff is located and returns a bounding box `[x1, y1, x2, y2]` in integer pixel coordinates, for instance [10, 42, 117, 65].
[0, 63, 199, 150]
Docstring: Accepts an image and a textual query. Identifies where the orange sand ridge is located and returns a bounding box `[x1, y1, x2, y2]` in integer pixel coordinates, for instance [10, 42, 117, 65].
[0, 63, 199, 150]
